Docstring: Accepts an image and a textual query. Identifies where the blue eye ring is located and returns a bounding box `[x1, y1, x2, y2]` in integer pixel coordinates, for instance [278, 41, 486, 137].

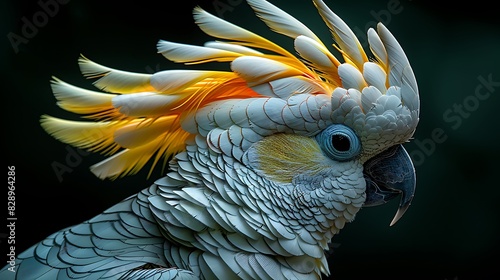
[315, 124, 361, 161]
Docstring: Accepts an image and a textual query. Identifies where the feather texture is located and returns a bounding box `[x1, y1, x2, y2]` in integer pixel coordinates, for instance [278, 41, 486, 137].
[79, 56, 154, 93]
[43, 1, 420, 180]
[312, 0, 368, 69]
[231, 56, 305, 87]
[5, 1, 420, 279]
[157, 40, 243, 64]
[193, 7, 291, 58]
[50, 77, 115, 115]
[247, 0, 323, 45]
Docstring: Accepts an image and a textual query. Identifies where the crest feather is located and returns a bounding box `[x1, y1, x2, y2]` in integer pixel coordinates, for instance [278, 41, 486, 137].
[247, 0, 323, 45]
[79, 56, 154, 94]
[312, 0, 368, 69]
[41, 0, 418, 179]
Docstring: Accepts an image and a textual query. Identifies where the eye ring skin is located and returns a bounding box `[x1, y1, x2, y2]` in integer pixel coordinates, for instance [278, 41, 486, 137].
[315, 124, 361, 162]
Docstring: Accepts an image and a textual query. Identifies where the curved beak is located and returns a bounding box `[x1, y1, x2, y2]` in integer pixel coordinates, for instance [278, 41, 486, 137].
[363, 144, 416, 226]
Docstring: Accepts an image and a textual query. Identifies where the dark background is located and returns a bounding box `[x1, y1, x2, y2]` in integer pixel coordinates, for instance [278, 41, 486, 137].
[2, 0, 499, 279]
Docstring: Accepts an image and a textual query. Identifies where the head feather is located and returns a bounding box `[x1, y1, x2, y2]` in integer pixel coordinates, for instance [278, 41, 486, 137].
[42, 0, 418, 179]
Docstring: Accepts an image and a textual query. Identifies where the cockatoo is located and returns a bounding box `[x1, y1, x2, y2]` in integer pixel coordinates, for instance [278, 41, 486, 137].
[1, 0, 419, 279]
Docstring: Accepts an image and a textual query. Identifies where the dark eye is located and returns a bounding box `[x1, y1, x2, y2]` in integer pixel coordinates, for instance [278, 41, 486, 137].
[331, 134, 350, 151]
[316, 124, 361, 161]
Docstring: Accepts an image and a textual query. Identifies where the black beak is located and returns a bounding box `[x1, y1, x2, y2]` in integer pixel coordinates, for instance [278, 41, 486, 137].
[363, 144, 416, 226]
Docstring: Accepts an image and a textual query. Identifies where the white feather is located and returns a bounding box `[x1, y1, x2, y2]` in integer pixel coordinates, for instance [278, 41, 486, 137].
[363, 62, 387, 94]
[157, 40, 241, 64]
[204, 41, 263, 55]
[377, 94, 402, 111]
[201, 252, 232, 279]
[150, 70, 220, 93]
[228, 99, 254, 127]
[297, 237, 323, 258]
[401, 66, 420, 111]
[207, 128, 224, 154]
[269, 76, 326, 99]
[213, 101, 238, 129]
[217, 130, 233, 157]
[299, 96, 319, 122]
[377, 24, 410, 87]
[306, 94, 331, 123]
[312, 0, 367, 69]
[193, 7, 254, 41]
[338, 63, 367, 91]
[247, 0, 323, 44]
[113, 117, 173, 148]
[361, 86, 383, 113]
[294, 35, 339, 72]
[226, 128, 245, 157]
[277, 237, 304, 256]
[219, 251, 256, 279]
[175, 187, 208, 207]
[346, 88, 362, 108]
[226, 213, 261, 240]
[367, 28, 388, 69]
[193, 7, 291, 57]
[111, 92, 179, 117]
[284, 255, 316, 274]
[78, 56, 154, 93]
[169, 205, 206, 231]
[253, 254, 286, 280]
[263, 238, 291, 256]
[50, 78, 115, 114]
[241, 128, 263, 147]
[331, 87, 347, 106]
[385, 85, 401, 100]
[266, 217, 294, 240]
[231, 56, 303, 87]
[251, 83, 277, 97]
[246, 98, 274, 129]
[263, 98, 287, 125]
[377, 23, 418, 112]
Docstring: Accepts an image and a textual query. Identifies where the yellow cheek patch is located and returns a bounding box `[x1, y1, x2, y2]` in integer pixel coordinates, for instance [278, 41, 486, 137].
[248, 133, 330, 183]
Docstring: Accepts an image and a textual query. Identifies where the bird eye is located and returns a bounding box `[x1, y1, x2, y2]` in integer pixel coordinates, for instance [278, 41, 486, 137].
[315, 124, 361, 161]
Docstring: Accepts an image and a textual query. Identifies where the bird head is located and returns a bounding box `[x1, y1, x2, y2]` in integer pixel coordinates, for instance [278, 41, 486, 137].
[41, 0, 419, 248]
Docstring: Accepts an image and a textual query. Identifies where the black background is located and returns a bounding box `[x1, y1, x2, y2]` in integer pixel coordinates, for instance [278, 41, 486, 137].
[2, 0, 500, 279]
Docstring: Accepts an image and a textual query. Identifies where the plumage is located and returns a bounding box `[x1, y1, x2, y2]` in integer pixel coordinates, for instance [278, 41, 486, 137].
[1, 0, 420, 279]
[247, 0, 323, 45]
[231, 56, 305, 87]
[362, 61, 387, 94]
[338, 63, 367, 91]
[50, 77, 116, 115]
[192, 7, 292, 59]
[312, 0, 368, 69]
[79, 56, 154, 94]
[157, 40, 243, 64]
